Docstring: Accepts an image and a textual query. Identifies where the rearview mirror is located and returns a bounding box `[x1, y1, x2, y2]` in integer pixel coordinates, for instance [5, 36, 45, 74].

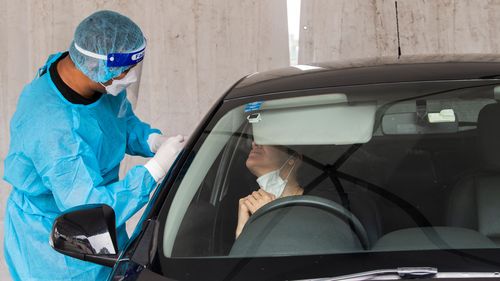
[382, 110, 458, 135]
[50, 204, 119, 267]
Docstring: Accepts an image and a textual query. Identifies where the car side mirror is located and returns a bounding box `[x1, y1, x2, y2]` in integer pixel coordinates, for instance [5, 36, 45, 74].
[50, 204, 119, 267]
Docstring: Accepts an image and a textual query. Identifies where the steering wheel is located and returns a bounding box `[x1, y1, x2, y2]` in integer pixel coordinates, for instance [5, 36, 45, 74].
[245, 195, 370, 249]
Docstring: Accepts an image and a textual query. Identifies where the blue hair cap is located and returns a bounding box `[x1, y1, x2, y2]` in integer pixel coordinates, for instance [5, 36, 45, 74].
[68, 10, 145, 83]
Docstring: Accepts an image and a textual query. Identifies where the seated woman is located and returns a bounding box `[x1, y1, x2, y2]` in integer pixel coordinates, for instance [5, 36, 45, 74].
[236, 141, 303, 238]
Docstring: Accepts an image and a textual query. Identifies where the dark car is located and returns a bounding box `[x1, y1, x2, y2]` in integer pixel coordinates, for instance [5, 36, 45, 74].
[50, 57, 500, 280]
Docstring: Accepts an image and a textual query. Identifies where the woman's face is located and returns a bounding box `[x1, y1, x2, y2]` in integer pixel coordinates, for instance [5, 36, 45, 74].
[246, 142, 290, 177]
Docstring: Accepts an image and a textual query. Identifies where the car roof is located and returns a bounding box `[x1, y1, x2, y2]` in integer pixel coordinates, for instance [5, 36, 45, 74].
[226, 55, 500, 100]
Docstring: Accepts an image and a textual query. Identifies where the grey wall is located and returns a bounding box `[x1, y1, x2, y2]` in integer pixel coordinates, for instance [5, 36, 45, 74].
[0, 1, 289, 279]
[299, 0, 398, 63]
[299, 0, 500, 64]
[397, 0, 500, 56]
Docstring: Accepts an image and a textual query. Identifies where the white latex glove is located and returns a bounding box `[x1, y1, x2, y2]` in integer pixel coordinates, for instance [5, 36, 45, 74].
[147, 133, 168, 153]
[144, 135, 185, 182]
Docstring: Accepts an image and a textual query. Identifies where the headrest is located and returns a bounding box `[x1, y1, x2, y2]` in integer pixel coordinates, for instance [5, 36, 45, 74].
[477, 103, 500, 171]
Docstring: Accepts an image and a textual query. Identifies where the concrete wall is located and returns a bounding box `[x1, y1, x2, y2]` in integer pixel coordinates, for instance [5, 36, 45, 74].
[0, 1, 289, 279]
[299, 0, 500, 64]
[397, 0, 500, 56]
[299, 0, 398, 63]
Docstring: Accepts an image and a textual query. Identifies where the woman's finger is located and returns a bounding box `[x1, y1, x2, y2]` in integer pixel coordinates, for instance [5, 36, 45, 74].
[244, 197, 258, 213]
[251, 191, 262, 201]
[258, 189, 273, 201]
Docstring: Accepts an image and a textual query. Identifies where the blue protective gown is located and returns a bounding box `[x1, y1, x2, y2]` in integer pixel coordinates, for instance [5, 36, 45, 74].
[3, 53, 160, 281]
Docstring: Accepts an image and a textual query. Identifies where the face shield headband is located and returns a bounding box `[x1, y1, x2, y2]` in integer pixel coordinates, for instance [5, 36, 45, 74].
[73, 39, 146, 67]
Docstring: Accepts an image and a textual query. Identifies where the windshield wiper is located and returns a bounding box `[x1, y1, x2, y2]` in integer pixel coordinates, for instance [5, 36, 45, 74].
[303, 267, 500, 281]
[304, 267, 438, 281]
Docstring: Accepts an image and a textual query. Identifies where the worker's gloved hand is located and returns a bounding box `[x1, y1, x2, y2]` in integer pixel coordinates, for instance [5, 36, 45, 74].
[147, 133, 169, 153]
[144, 135, 185, 182]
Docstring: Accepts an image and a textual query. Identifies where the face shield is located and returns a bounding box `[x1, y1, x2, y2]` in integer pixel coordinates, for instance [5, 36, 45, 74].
[122, 61, 142, 109]
[73, 40, 145, 109]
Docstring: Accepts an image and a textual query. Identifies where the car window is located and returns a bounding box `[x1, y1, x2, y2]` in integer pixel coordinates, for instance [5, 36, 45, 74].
[159, 81, 500, 260]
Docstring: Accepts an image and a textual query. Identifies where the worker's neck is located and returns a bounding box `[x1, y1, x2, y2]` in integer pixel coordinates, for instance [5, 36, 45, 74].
[57, 56, 100, 99]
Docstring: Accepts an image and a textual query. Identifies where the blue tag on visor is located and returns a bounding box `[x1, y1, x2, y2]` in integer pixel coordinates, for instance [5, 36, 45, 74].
[107, 47, 145, 67]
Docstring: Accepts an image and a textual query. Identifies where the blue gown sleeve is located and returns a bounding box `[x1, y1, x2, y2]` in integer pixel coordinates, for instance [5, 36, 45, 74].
[124, 99, 161, 157]
[29, 127, 157, 228]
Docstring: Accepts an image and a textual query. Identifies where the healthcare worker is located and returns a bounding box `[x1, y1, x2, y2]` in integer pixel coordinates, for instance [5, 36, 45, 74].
[3, 10, 183, 281]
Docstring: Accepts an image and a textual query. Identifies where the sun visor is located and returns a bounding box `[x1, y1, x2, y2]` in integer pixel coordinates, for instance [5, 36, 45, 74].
[247, 95, 376, 145]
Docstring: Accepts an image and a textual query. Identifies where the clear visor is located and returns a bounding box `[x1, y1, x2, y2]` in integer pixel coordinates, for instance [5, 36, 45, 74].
[125, 61, 143, 109]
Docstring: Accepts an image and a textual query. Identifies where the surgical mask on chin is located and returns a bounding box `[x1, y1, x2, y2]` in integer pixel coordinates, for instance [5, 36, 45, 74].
[256, 155, 296, 198]
[101, 67, 138, 96]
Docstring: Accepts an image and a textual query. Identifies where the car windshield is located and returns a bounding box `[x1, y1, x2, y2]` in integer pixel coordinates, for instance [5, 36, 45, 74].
[158, 80, 500, 264]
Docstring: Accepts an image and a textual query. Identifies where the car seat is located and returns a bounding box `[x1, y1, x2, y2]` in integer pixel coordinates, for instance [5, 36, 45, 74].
[446, 102, 500, 244]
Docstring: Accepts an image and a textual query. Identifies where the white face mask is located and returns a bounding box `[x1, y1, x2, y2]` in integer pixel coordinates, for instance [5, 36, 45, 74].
[256, 155, 296, 198]
[101, 67, 138, 96]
